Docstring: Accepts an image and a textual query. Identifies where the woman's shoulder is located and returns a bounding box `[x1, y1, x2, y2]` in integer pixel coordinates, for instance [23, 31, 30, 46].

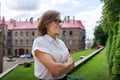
[57, 38, 64, 44]
[33, 36, 45, 43]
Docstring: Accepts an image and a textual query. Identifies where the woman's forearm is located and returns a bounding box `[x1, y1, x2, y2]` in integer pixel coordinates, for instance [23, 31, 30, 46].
[52, 61, 74, 76]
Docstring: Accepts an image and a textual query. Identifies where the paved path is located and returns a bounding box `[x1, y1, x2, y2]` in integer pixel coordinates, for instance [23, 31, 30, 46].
[3, 57, 34, 72]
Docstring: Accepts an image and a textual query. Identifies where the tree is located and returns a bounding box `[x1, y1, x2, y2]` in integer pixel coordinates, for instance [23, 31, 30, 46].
[99, 0, 120, 79]
[93, 24, 108, 47]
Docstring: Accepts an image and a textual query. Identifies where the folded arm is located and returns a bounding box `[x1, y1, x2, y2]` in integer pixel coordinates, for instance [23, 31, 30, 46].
[34, 50, 74, 76]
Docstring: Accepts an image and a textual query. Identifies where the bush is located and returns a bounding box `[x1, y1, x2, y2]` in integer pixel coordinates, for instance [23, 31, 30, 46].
[7, 55, 16, 62]
[8, 55, 13, 59]
[7, 59, 16, 62]
[24, 62, 31, 68]
[67, 75, 88, 80]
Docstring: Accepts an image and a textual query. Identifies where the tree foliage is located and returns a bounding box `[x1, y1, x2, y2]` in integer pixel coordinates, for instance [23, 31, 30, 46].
[93, 24, 107, 46]
[99, 0, 120, 79]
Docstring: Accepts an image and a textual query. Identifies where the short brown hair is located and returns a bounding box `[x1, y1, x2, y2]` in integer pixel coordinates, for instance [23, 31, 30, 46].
[38, 10, 60, 36]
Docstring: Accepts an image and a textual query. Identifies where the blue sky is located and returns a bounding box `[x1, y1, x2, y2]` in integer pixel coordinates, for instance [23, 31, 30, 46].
[0, 0, 103, 39]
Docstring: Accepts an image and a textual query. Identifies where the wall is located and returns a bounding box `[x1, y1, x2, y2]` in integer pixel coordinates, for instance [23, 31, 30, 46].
[0, 24, 8, 73]
[59, 28, 85, 52]
[9, 29, 38, 57]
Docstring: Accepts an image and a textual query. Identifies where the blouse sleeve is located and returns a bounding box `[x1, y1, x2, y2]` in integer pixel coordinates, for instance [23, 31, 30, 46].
[32, 38, 51, 57]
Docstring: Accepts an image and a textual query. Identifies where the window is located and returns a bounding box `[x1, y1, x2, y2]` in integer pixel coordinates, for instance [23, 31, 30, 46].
[32, 39, 34, 44]
[20, 31, 23, 36]
[63, 31, 66, 36]
[20, 40, 23, 45]
[32, 31, 35, 36]
[15, 49, 17, 54]
[15, 32, 18, 36]
[8, 40, 11, 45]
[8, 32, 11, 36]
[69, 31, 72, 36]
[15, 40, 18, 45]
[26, 39, 28, 45]
[3, 35, 5, 40]
[26, 49, 29, 54]
[26, 31, 29, 36]
[69, 40, 72, 45]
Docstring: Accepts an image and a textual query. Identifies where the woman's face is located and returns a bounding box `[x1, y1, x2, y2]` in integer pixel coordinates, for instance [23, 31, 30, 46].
[46, 16, 63, 36]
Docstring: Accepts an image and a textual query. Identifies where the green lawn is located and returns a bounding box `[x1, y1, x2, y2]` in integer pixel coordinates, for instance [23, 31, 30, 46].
[71, 49, 96, 62]
[71, 48, 110, 80]
[1, 63, 38, 80]
[1, 49, 109, 80]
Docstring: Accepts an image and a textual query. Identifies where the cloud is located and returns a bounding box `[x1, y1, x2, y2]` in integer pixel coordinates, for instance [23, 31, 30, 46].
[3, 0, 40, 11]
[76, 3, 103, 39]
[1, 0, 41, 20]
[50, 0, 68, 4]
[0, 0, 103, 39]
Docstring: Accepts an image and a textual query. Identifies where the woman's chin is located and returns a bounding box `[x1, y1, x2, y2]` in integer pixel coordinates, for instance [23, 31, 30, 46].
[55, 33, 60, 36]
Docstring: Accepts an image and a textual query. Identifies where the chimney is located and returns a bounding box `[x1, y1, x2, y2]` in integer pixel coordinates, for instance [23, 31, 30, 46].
[26, 19, 27, 22]
[64, 16, 66, 23]
[10, 19, 13, 23]
[73, 16, 75, 25]
[19, 19, 21, 22]
[29, 17, 33, 24]
[13, 20, 16, 27]
[67, 16, 70, 23]
[1, 16, 5, 24]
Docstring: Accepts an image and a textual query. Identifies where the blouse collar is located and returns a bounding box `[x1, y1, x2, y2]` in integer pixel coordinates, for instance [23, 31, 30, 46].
[44, 34, 59, 42]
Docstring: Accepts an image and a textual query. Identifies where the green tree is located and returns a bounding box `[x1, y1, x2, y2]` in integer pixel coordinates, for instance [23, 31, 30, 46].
[99, 0, 120, 79]
[93, 25, 107, 46]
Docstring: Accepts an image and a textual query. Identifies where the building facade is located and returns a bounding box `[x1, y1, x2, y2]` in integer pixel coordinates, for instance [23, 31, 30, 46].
[0, 23, 8, 73]
[59, 19, 85, 52]
[1, 16, 85, 57]
[0, 23, 8, 56]
[11, 29, 38, 57]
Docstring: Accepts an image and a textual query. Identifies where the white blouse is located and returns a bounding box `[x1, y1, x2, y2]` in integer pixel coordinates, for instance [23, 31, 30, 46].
[32, 34, 69, 79]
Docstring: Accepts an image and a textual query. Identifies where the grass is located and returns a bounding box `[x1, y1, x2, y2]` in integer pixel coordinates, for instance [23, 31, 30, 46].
[71, 49, 96, 62]
[1, 63, 38, 80]
[71, 48, 110, 80]
[1, 49, 109, 80]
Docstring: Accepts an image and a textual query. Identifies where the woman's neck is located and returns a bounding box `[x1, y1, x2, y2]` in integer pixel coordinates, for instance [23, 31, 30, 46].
[47, 33, 57, 40]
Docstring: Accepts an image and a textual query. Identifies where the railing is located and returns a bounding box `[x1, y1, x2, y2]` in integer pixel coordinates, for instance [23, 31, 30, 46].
[0, 64, 18, 78]
[69, 47, 104, 74]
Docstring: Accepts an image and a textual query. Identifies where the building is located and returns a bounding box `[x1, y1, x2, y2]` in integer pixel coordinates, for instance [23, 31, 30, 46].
[1, 16, 85, 57]
[59, 16, 85, 52]
[0, 27, 3, 73]
[0, 20, 8, 73]
[6, 18, 38, 57]
[85, 38, 93, 49]
[0, 19, 8, 56]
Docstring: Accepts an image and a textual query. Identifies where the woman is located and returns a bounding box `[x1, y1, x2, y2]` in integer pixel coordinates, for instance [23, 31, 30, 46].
[32, 10, 74, 80]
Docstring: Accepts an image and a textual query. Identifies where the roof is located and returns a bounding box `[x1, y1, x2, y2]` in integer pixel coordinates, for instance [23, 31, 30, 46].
[62, 20, 84, 29]
[6, 21, 38, 30]
[5, 20, 84, 30]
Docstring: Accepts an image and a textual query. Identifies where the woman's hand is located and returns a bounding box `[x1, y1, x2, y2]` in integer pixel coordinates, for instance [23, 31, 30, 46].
[67, 54, 74, 65]
[65, 54, 75, 72]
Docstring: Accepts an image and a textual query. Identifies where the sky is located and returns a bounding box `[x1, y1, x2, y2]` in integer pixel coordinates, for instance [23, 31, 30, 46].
[0, 0, 103, 39]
